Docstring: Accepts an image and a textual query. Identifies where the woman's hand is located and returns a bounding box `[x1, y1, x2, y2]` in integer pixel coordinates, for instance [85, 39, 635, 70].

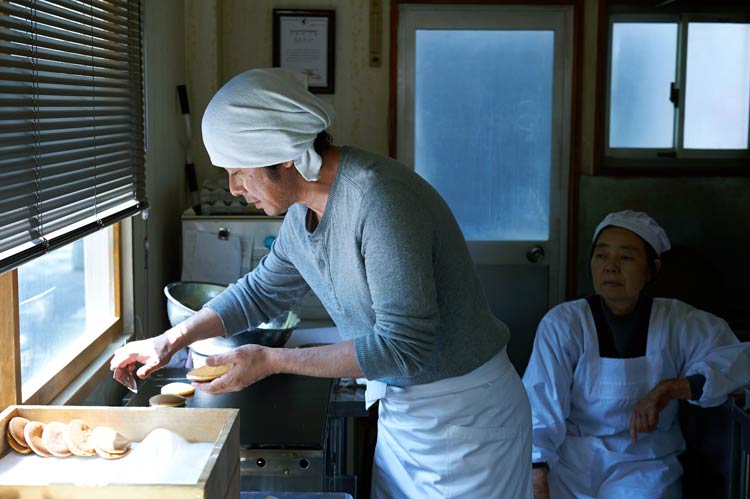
[630, 378, 691, 442]
[193, 344, 277, 394]
[109, 333, 175, 379]
[532, 467, 550, 499]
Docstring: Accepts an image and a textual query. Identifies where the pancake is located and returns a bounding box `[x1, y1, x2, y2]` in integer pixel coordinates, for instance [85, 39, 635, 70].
[94, 445, 130, 460]
[186, 363, 231, 382]
[42, 421, 72, 457]
[64, 419, 96, 457]
[149, 393, 186, 407]
[91, 426, 131, 455]
[6, 429, 31, 454]
[23, 421, 53, 458]
[161, 382, 195, 397]
[8, 416, 29, 447]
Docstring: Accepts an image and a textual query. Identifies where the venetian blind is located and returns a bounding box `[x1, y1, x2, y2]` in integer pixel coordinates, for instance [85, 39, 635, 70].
[0, 0, 145, 273]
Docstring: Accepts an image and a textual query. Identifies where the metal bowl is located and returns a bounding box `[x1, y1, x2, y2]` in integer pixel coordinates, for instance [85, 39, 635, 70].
[164, 281, 300, 353]
[190, 310, 300, 356]
[164, 281, 226, 328]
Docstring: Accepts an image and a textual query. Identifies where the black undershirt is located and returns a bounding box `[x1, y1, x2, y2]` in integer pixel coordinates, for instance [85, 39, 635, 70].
[587, 294, 651, 359]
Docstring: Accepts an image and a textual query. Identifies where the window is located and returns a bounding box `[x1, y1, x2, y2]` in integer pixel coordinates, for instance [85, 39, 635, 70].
[604, 12, 750, 166]
[0, 0, 145, 272]
[18, 226, 118, 402]
[0, 0, 143, 408]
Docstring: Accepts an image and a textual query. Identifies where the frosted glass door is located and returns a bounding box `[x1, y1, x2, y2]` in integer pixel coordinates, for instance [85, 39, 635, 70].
[398, 5, 572, 372]
[415, 30, 553, 241]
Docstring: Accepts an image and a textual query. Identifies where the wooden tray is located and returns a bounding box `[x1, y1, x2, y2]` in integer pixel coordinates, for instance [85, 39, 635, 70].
[0, 405, 239, 498]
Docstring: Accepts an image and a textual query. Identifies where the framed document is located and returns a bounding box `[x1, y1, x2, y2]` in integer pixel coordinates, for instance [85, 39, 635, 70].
[273, 9, 335, 94]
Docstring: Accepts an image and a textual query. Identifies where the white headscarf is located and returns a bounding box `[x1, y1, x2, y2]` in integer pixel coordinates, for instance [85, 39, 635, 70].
[593, 210, 671, 255]
[201, 68, 335, 181]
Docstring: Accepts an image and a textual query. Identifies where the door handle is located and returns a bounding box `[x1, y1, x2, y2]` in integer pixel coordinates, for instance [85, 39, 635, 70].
[526, 245, 545, 263]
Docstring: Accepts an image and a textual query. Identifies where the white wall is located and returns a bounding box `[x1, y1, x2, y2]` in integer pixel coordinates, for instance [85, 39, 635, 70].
[184, 0, 391, 186]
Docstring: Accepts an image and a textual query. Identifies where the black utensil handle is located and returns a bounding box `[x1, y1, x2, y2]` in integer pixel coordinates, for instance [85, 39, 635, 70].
[177, 84, 190, 115]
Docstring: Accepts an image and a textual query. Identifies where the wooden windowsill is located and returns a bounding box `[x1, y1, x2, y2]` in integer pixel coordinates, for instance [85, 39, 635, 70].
[50, 331, 135, 406]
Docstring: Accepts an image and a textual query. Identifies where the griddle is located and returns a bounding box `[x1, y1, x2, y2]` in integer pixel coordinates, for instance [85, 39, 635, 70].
[126, 368, 332, 450]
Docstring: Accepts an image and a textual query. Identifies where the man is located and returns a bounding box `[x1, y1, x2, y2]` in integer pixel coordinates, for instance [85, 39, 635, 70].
[111, 68, 531, 498]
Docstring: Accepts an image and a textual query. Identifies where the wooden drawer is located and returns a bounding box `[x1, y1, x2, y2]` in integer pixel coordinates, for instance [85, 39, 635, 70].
[0, 405, 240, 498]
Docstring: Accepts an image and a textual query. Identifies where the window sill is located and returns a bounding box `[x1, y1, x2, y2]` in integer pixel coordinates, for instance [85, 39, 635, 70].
[50, 331, 135, 406]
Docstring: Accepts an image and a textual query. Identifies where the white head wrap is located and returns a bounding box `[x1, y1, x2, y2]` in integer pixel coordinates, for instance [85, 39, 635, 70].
[593, 210, 671, 255]
[201, 68, 335, 181]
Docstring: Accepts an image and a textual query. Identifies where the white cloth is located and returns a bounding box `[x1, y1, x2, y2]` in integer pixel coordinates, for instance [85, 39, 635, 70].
[523, 297, 750, 498]
[369, 348, 532, 499]
[201, 68, 335, 181]
[0, 428, 213, 486]
[594, 210, 671, 255]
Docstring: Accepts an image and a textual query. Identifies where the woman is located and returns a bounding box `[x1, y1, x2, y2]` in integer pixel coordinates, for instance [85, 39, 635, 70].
[523, 210, 750, 499]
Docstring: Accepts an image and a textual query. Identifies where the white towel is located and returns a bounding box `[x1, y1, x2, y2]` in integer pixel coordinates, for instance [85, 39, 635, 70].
[201, 68, 335, 181]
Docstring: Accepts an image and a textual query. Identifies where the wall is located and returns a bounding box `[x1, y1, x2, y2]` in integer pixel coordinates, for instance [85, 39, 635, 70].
[184, 0, 391, 187]
[85, 0, 188, 406]
[573, 0, 750, 328]
[136, 0, 188, 336]
[134, 0, 750, 339]
[575, 177, 750, 329]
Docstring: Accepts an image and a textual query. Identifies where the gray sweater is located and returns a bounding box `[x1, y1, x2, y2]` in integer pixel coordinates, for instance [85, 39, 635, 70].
[206, 146, 508, 386]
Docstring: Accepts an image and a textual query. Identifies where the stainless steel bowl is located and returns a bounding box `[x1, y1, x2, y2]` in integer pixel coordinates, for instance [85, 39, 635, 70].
[164, 281, 226, 328]
[190, 309, 301, 355]
[163, 281, 300, 353]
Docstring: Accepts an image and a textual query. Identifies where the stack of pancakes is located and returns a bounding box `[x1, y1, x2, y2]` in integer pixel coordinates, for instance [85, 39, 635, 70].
[5, 416, 132, 459]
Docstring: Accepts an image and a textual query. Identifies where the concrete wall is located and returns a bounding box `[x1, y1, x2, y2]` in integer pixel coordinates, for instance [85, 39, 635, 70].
[184, 0, 390, 186]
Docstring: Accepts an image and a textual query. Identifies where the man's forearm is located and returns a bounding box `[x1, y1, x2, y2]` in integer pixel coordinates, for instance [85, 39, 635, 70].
[166, 307, 226, 353]
[268, 340, 365, 378]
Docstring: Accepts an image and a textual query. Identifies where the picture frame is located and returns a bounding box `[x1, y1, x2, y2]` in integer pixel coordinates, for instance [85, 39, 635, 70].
[273, 9, 335, 94]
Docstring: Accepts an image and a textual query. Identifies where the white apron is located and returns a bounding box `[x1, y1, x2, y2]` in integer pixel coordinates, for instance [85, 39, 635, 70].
[550, 300, 683, 499]
[368, 347, 532, 499]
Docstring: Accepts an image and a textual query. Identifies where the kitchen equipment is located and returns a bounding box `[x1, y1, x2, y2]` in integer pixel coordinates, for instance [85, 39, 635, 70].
[165, 281, 225, 327]
[191, 310, 301, 356]
[113, 365, 138, 393]
[177, 84, 202, 215]
[127, 368, 335, 493]
[181, 210, 331, 322]
[165, 281, 300, 350]
[0, 404, 239, 497]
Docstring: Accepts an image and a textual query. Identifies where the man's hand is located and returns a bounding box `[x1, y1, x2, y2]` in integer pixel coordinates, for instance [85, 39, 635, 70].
[532, 467, 550, 499]
[630, 378, 691, 443]
[194, 344, 276, 394]
[109, 334, 175, 380]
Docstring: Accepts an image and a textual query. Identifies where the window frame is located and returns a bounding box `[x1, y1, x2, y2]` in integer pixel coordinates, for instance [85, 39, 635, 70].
[596, 2, 750, 175]
[0, 222, 126, 409]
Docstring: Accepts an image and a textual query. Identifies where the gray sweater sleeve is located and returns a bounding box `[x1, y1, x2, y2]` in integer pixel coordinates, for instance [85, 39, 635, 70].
[205, 220, 312, 336]
[350, 182, 440, 380]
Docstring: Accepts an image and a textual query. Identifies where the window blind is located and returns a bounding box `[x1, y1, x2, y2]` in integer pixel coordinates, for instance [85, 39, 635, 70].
[0, 0, 145, 274]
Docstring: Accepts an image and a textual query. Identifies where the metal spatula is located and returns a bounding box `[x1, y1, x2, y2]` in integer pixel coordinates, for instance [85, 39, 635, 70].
[113, 366, 138, 394]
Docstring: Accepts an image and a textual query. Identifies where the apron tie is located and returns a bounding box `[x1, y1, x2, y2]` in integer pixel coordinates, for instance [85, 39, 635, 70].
[365, 379, 388, 409]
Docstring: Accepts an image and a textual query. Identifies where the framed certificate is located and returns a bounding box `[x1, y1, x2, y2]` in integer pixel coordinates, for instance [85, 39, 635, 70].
[273, 9, 335, 94]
